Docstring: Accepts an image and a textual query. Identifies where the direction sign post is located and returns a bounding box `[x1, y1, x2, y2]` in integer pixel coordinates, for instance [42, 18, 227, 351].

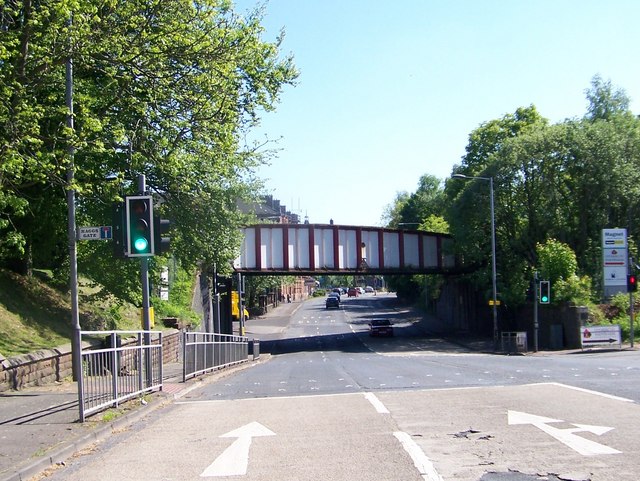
[602, 228, 628, 298]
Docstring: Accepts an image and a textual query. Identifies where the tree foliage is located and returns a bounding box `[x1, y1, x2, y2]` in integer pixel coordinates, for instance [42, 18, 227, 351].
[0, 0, 298, 303]
[445, 76, 640, 307]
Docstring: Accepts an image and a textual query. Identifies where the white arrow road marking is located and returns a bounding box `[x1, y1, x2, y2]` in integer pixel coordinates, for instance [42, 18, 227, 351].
[200, 422, 276, 477]
[508, 410, 621, 456]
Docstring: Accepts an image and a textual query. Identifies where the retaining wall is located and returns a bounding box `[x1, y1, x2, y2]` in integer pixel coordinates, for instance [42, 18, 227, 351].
[0, 330, 181, 392]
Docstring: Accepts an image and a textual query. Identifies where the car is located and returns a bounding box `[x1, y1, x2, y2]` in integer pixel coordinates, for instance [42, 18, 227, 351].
[368, 319, 393, 337]
[356, 287, 365, 295]
[332, 288, 342, 297]
[365, 286, 374, 293]
[347, 287, 358, 297]
[326, 296, 340, 309]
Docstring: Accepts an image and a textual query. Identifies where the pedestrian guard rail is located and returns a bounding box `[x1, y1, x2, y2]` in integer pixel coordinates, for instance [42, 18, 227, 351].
[79, 330, 163, 422]
[183, 332, 250, 381]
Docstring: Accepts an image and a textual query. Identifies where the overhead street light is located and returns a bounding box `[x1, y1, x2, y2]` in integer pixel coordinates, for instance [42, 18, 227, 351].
[452, 173, 498, 349]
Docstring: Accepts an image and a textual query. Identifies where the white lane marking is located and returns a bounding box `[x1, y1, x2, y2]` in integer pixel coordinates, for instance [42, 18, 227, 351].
[201, 422, 276, 477]
[546, 382, 634, 403]
[364, 392, 390, 413]
[508, 410, 621, 456]
[393, 431, 444, 481]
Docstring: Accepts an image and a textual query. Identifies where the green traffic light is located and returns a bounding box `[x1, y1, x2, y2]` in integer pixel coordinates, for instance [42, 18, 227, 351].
[134, 237, 149, 252]
[541, 295, 549, 302]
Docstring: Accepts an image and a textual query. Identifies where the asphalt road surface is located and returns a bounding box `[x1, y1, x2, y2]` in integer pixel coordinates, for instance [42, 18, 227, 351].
[39, 293, 640, 481]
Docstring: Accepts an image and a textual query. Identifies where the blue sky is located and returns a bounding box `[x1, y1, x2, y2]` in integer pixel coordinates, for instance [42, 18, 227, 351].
[236, 1, 640, 227]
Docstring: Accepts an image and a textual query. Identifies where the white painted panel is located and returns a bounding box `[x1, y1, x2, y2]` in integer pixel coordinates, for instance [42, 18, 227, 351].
[403, 233, 419, 267]
[321, 228, 335, 268]
[271, 227, 283, 268]
[345, 229, 357, 269]
[362, 230, 380, 268]
[260, 228, 271, 269]
[296, 228, 310, 269]
[423, 235, 438, 267]
[313, 228, 321, 269]
[239, 228, 256, 268]
[338, 230, 346, 268]
[383, 232, 400, 268]
[287, 228, 296, 268]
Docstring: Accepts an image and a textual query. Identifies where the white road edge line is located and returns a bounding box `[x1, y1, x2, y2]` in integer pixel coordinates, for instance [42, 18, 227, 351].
[394, 431, 444, 481]
[364, 392, 390, 413]
[545, 382, 634, 403]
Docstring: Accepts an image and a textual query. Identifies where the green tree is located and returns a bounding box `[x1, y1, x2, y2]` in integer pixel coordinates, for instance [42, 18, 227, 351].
[0, 1, 298, 305]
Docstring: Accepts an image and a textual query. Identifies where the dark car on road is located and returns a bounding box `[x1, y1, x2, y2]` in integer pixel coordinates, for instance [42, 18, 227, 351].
[368, 319, 393, 337]
[326, 295, 340, 309]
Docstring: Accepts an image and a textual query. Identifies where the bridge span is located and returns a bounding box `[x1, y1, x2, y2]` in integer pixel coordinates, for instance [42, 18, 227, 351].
[233, 223, 455, 275]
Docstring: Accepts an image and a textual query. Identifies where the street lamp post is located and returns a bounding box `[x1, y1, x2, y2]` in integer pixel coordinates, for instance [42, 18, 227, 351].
[452, 174, 498, 349]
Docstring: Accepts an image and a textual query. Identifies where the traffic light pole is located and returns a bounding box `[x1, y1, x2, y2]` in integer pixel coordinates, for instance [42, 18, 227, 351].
[629, 256, 635, 349]
[138, 175, 153, 385]
[533, 272, 539, 352]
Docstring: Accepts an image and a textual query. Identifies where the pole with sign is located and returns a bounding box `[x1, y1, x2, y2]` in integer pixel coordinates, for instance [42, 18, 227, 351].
[602, 228, 628, 298]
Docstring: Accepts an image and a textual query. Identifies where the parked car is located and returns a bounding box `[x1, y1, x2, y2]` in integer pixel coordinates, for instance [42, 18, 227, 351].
[347, 287, 358, 297]
[369, 319, 393, 337]
[326, 296, 340, 309]
[365, 286, 374, 293]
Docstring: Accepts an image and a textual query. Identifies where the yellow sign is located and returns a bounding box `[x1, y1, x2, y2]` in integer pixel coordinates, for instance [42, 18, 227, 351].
[488, 300, 501, 306]
[140, 307, 155, 329]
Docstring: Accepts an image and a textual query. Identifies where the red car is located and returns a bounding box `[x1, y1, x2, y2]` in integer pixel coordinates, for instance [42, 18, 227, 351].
[347, 287, 358, 297]
[369, 319, 394, 337]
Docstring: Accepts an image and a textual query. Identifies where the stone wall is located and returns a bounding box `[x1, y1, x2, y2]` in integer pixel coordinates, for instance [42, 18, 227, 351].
[0, 330, 182, 392]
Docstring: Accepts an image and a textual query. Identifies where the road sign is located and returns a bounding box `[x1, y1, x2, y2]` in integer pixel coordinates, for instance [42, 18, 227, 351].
[602, 229, 627, 289]
[78, 226, 112, 240]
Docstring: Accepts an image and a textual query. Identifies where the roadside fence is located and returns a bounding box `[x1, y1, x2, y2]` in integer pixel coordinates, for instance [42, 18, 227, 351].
[79, 330, 163, 422]
[183, 332, 248, 381]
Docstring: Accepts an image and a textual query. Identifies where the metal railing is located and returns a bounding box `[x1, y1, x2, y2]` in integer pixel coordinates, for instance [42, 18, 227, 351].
[79, 330, 163, 421]
[183, 332, 248, 381]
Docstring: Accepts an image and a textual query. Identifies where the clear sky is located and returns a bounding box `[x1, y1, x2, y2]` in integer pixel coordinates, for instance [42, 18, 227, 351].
[235, 0, 640, 227]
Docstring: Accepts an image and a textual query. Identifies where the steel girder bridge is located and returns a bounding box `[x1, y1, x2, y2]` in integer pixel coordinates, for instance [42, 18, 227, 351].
[233, 223, 456, 276]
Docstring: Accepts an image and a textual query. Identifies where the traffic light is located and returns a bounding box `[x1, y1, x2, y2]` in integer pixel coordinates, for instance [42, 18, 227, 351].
[126, 195, 154, 256]
[153, 215, 171, 255]
[112, 201, 126, 259]
[627, 274, 638, 292]
[539, 280, 550, 304]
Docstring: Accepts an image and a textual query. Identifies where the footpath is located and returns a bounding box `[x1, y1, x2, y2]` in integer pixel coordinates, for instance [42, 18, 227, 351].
[0, 300, 300, 481]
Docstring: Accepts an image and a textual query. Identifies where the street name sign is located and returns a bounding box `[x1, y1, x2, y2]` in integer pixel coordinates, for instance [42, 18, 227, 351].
[78, 226, 112, 240]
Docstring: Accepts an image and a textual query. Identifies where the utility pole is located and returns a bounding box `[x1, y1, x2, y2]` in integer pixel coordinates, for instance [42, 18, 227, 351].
[533, 272, 539, 352]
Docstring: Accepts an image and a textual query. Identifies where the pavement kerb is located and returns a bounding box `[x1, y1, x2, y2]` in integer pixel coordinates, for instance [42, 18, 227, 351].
[1, 355, 272, 481]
